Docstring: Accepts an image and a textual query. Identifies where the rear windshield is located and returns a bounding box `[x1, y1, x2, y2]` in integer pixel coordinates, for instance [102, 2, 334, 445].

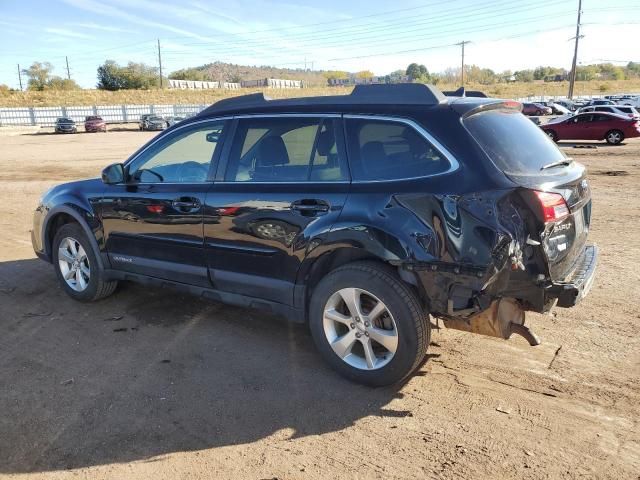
[463, 109, 569, 177]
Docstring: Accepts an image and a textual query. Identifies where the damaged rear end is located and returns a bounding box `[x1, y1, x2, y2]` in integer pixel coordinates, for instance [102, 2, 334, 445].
[405, 100, 598, 346]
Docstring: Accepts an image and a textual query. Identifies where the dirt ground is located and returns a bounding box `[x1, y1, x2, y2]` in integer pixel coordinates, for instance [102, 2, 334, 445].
[0, 127, 638, 480]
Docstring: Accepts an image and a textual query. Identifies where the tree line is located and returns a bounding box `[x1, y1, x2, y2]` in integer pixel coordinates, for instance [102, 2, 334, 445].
[5, 59, 640, 92]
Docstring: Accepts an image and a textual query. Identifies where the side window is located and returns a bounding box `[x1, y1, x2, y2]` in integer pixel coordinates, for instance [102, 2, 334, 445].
[224, 117, 346, 182]
[345, 118, 450, 181]
[575, 115, 591, 123]
[128, 121, 225, 183]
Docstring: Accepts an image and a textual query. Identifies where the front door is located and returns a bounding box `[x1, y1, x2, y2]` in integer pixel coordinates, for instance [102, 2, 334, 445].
[101, 119, 228, 287]
[203, 115, 350, 305]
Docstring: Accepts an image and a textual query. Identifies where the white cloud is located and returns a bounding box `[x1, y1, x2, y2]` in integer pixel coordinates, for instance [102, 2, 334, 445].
[69, 22, 132, 33]
[44, 27, 94, 39]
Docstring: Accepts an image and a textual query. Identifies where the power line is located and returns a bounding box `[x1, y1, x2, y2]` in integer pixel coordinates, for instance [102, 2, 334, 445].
[568, 0, 583, 99]
[170, 0, 568, 52]
[326, 23, 575, 62]
[162, 9, 579, 63]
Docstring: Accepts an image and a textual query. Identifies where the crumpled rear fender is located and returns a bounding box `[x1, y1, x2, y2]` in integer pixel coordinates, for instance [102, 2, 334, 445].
[393, 189, 529, 315]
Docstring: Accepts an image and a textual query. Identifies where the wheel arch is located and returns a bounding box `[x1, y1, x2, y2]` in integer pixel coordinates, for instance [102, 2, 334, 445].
[296, 247, 424, 320]
[43, 205, 105, 270]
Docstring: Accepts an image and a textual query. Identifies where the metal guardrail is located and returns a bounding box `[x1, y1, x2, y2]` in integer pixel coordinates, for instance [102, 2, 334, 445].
[0, 104, 208, 127]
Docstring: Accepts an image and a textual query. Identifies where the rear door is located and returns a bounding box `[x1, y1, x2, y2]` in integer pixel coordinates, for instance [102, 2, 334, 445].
[203, 115, 350, 305]
[101, 119, 228, 287]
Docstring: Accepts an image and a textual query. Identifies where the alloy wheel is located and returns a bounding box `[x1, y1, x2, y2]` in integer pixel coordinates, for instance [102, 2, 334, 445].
[607, 131, 622, 144]
[58, 237, 90, 292]
[322, 287, 398, 370]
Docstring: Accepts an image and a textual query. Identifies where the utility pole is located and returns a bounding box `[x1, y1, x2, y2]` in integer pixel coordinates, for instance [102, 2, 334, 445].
[568, 0, 583, 99]
[65, 56, 71, 80]
[157, 38, 163, 88]
[17, 64, 23, 91]
[457, 40, 471, 86]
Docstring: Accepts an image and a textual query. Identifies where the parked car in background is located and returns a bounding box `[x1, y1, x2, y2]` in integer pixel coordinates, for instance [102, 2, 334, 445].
[541, 112, 640, 144]
[522, 103, 552, 116]
[84, 116, 107, 133]
[618, 95, 640, 108]
[586, 99, 615, 107]
[145, 116, 169, 131]
[547, 103, 572, 115]
[54, 117, 77, 134]
[578, 105, 640, 120]
[139, 114, 153, 131]
[554, 99, 577, 111]
[166, 116, 185, 127]
[32, 84, 599, 386]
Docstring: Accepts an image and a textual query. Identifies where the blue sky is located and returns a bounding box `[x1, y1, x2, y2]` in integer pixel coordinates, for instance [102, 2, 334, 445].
[1, 0, 638, 88]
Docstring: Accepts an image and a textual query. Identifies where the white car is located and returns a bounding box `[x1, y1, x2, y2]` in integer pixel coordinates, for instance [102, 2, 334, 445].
[577, 105, 640, 119]
[618, 96, 640, 108]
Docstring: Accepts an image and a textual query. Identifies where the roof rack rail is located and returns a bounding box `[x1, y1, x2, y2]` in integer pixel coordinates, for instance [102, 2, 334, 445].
[199, 83, 446, 116]
[443, 86, 488, 98]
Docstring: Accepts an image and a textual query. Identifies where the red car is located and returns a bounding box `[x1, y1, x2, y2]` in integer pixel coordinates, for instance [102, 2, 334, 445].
[522, 102, 552, 116]
[84, 116, 107, 133]
[541, 112, 640, 145]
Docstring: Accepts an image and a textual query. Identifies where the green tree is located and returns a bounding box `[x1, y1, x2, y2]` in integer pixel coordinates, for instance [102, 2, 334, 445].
[97, 60, 126, 90]
[23, 62, 53, 90]
[47, 77, 80, 90]
[406, 63, 429, 81]
[97, 60, 159, 90]
[169, 67, 209, 81]
[514, 69, 534, 82]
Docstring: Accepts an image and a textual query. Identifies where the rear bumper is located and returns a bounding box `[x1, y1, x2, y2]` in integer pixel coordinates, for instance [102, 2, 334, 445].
[546, 244, 598, 307]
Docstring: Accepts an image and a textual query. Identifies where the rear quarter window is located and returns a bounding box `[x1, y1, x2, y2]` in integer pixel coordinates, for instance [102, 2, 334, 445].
[463, 109, 569, 177]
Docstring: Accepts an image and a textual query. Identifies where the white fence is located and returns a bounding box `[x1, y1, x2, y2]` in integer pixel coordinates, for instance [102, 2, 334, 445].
[168, 79, 241, 89]
[168, 78, 302, 89]
[0, 104, 208, 127]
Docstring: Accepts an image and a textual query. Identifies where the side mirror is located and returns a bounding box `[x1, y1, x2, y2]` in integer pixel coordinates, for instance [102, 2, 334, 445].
[101, 163, 125, 184]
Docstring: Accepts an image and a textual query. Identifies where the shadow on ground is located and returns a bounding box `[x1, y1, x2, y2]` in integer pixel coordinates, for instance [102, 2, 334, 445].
[0, 258, 416, 473]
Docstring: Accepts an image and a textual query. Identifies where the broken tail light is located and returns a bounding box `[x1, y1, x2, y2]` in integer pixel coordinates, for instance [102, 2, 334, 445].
[533, 191, 569, 223]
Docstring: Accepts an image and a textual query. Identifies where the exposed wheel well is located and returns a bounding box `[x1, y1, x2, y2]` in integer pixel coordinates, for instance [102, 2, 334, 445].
[303, 249, 424, 317]
[46, 213, 77, 255]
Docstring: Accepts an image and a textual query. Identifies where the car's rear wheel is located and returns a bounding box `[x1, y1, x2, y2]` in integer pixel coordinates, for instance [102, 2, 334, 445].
[545, 129, 558, 142]
[309, 261, 429, 386]
[605, 129, 624, 145]
[52, 223, 118, 302]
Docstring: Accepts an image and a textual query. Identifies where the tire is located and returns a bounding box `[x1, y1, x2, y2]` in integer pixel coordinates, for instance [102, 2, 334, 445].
[605, 129, 624, 145]
[545, 129, 558, 142]
[52, 223, 118, 302]
[309, 261, 430, 386]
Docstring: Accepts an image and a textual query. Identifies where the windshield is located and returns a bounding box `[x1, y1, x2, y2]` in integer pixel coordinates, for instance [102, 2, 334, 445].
[463, 109, 570, 177]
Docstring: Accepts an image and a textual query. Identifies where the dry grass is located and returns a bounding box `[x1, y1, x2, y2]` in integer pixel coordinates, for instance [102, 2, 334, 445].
[2, 80, 640, 107]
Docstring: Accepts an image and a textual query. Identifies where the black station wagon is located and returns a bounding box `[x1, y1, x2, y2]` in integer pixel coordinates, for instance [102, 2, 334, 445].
[32, 84, 597, 385]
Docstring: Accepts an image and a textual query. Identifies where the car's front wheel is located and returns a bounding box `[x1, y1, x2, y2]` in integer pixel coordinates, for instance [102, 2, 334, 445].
[605, 129, 624, 145]
[309, 261, 430, 386]
[52, 223, 118, 302]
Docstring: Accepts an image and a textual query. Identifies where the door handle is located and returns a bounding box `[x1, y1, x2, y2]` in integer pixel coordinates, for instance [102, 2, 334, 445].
[291, 199, 330, 215]
[172, 198, 201, 211]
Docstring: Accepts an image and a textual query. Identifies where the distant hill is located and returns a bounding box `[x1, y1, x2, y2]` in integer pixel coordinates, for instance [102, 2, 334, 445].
[168, 61, 328, 87]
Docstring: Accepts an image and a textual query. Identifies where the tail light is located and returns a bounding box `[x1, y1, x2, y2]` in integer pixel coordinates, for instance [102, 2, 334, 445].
[533, 191, 569, 223]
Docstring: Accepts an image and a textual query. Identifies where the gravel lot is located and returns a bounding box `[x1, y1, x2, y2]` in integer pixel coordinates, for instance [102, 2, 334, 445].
[0, 127, 638, 479]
